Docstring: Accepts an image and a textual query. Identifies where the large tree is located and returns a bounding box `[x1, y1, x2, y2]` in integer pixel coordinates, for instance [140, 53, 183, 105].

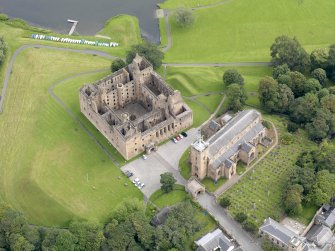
[284, 184, 303, 216]
[160, 172, 176, 193]
[311, 68, 328, 86]
[223, 69, 244, 85]
[327, 44, 335, 82]
[310, 170, 335, 206]
[306, 108, 335, 140]
[69, 221, 104, 251]
[155, 202, 200, 250]
[174, 8, 195, 28]
[126, 41, 164, 69]
[270, 35, 310, 72]
[226, 84, 247, 112]
[289, 93, 319, 124]
[310, 48, 329, 70]
[258, 76, 294, 113]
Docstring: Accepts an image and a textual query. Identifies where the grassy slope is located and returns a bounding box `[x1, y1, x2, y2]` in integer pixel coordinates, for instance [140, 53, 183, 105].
[53, 73, 126, 164]
[166, 66, 271, 112]
[97, 14, 141, 49]
[164, 0, 335, 63]
[224, 115, 317, 226]
[159, 18, 168, 49]
[0, 48, 142, 226]
[160, 0, 222, 9]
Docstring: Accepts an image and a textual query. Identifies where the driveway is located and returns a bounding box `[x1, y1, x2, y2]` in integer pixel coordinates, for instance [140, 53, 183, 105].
[121, 128, 200, 198]
[197, 193, 262, 251]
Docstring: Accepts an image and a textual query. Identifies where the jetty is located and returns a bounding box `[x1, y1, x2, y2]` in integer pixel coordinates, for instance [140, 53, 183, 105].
[67, 19, 78, 35]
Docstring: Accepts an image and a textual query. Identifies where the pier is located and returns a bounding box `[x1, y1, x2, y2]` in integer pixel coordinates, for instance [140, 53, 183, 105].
[67, 19, 78, 35]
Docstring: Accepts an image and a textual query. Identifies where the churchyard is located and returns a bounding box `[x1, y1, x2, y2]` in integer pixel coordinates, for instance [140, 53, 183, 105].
[223, 115, 317, 226]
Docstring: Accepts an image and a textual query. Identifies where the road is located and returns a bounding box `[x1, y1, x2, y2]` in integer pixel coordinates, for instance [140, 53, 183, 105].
[197, 193, 262, 251]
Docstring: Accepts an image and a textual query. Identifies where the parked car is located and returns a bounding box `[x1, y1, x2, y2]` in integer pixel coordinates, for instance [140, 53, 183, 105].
[132, 178, 140, 184]
[179, 134, 184, 139]
[176, 136, 181, 141]
[142, 155, 147, 160]
[181, 132, 188, 137]
[124, 171, 133, 178]
[139, 183, 145, 189]
[172, 138, 178, 143]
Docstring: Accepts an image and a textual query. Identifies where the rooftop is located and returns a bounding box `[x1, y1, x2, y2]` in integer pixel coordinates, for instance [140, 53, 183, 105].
[195, 228, 234, 251]
[260, 217, 298, 245]
[207, 109, 262, 157]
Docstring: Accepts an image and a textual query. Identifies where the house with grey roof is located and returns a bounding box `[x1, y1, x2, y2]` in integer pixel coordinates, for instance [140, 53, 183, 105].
[195, 228, 235, 251]
[259, 217, 304, 250]
[190, 109, 267, 181]
[315, 207, 335, 229]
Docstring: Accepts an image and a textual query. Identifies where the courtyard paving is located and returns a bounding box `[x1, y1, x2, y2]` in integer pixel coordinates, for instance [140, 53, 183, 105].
[121, 127, 200, 198]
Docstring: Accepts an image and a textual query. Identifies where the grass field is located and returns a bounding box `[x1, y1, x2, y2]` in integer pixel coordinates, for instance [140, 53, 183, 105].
[166, 66, 272, 113]
[164, 0, 335, 63]
[223, 115, 317, 226]
[0, 48, 142, 226]
[159, 18, 168, 49]
[159, 0, 222, 9]
[97, 14, 141, 49]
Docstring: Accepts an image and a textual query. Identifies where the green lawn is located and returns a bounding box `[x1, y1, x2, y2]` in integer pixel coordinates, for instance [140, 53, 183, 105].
[0, 48, 142, 226]
[196, 94, 222, 113]
[53, 72, 126, 165]
[164, 0, 335, 63]
[97, 14, 141, 49]
[202, 177, 227, 193]
[159, 0, 222, 9]
[179, 148, 192, 179]
[150, 185, 187, 208]
[166, 66, 223, 97]
[223, 115, 317, 226]
[159, 18, 168, 49]
[295, 205, 318, 225]
[165, 66, 271, 124]
[186, 99, 211, 127]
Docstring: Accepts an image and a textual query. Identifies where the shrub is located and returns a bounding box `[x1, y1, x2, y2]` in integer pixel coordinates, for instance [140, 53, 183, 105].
[223, 69, 244, 85]
[174, 8, 195, 28]
[111, 59, 126, 72]
[281, 133, 294, 145]
[0, 13, 8, 21]
[242, 220, 257, 234]
[235, 212, 248, 223]
[287, 121, 299, 133]
[219, 197, 231, 208]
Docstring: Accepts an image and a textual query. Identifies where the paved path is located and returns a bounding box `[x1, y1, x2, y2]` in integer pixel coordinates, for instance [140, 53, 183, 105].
[197, 193, 262, 251]
[214, 120, 279, 197]
[0, 44, 117, 113]
[162, 10, 171, 53]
